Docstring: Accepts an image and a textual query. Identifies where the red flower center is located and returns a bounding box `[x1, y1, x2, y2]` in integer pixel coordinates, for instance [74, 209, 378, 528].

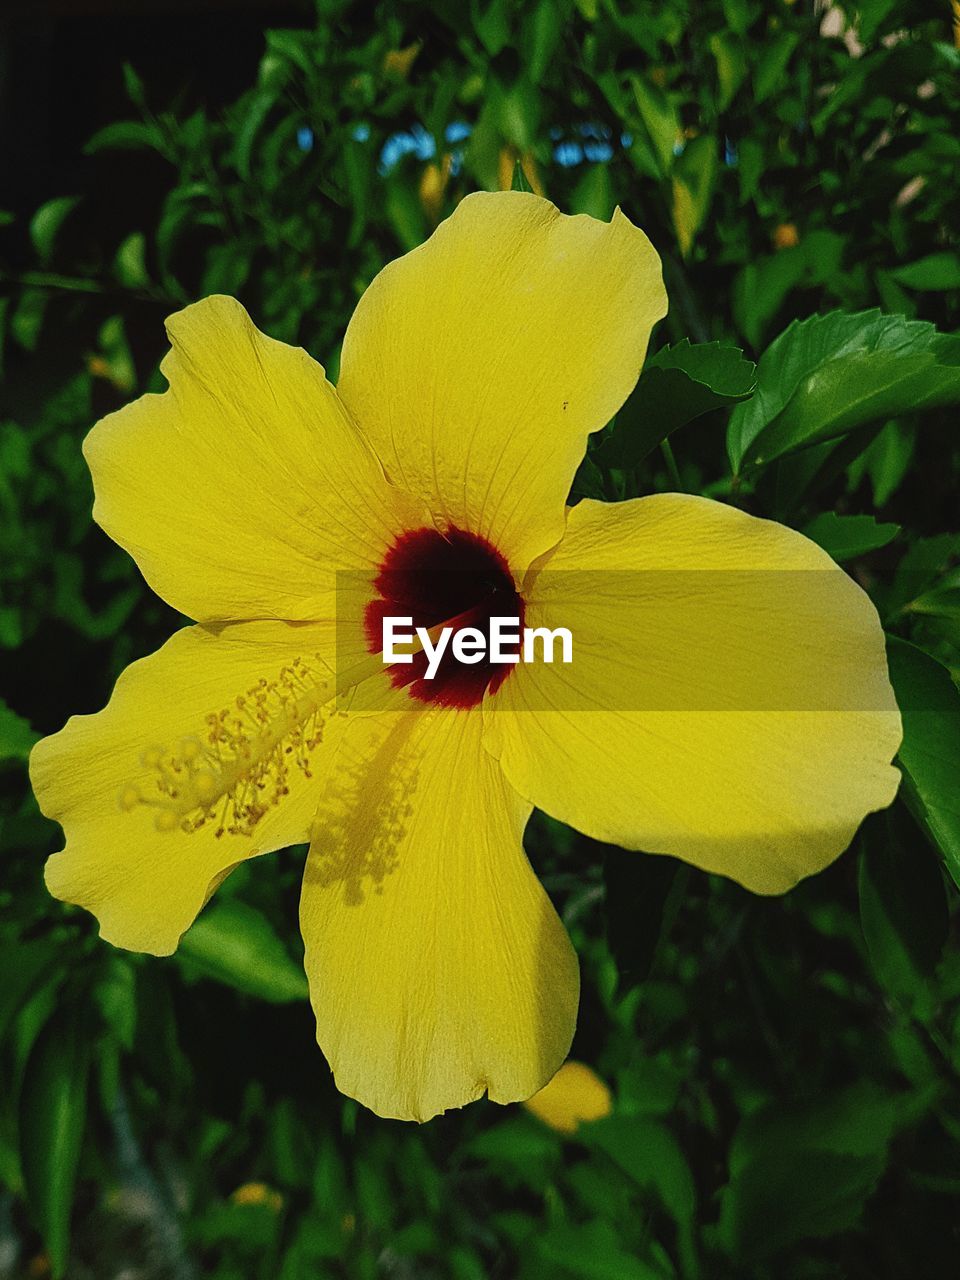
[365, 526, 525, 708]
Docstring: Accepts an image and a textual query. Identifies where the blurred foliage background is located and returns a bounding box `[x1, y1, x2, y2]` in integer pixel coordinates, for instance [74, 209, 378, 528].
[2, 0, 960, 1276]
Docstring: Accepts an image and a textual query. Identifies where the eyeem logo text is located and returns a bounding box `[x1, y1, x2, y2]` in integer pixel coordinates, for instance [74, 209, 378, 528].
[382, 616, 573, 680]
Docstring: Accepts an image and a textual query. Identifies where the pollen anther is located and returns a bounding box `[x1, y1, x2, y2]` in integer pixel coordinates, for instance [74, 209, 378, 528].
[117, 654, 337, 839]
[118, 784, 141, 812]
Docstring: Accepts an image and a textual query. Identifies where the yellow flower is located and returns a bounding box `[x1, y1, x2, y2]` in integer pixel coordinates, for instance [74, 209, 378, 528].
[30, 192, 901, 1123]
[523, 1060, 612, 1134]
[231, 1181, 283, 1211]
[419, 154, 453, 223]
[382, 42, 421, 80]
[773, 222, 800, 250]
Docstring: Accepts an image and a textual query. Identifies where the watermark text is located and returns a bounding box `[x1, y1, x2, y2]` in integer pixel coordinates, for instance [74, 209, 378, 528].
[382, 616, 573, 679]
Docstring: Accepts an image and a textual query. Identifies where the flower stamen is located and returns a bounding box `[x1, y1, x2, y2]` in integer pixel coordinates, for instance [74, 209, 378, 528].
[121, 622, 447, 839]
[121, 656, 327, 837]
[121, 648, 385, 838]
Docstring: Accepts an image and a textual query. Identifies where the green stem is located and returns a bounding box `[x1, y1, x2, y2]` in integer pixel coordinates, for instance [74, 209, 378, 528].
[2, 270, 174, 305]
[6, 271, 104, 293]
[660, 438, 684, 492]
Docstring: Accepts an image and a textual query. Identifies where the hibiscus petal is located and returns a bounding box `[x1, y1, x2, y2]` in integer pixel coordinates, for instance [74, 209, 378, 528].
[483, 495, 902, 894]
[299, 706, 579, 1121]
[32, 620, 342, 953]
[84, 296, 423, 623]
[337, 191, 667, 570]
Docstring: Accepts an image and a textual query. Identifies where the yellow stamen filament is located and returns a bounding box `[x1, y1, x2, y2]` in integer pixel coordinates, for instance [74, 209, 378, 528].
[123, 646, 392, 839]
[122, 619, 453, 840]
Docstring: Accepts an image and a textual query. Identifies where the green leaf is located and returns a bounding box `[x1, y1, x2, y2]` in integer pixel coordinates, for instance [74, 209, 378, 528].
[465, 1116, 560, 1193]
[0, 939, 62, 1044]
[671, 134, 718, 257]
[471, 0, 512, 56]
[855, 0, 899, 40]
[886, 636, 960, 892]
[83, 119, 167, 155]
[728, 310, 960, 473]
[9, 287, 49, 351]
[121, 61, 146, 108]
[232, 88, 278, 181]
[764, 426, 884, 519]
[858, 812, 948, 1007]
[96, 314, 137, 394]
[201, 242, 252, 297]
[570, 453, 606, 501]
[29, 196, 81, 265]
[901, 555, 960, 624]
[113, 231, 150, 289]
[94, 956, 138, 1051]
[753, 31, 801, 103]
[905, 576, 960, 624]
[885, 533, 960, 620]
[467, 1116, 559, 1163]
[342, 136, 372, 247]
[570, 163, 613, 220]
[263, 28, 315, 77]
[731, 231, 844, 350]
[717, 1084, 900, 1262]
[178, 898, 309, 1003]
[603, 842, 680, 990]
[629, 73, 678, 176]
[599, 340, 756, 468]
[534, 1220, 665, 1280]
[586, 1116, 696, 1231]
[616, 1059, 682, 1117]
[19, 1012, 90, 1279]
[802, 512, 900, 562]
[709, 31, 747, 110]
[736, 135, 764, 203]
[890, 252, 960, 292]
[464, 99, 501, 191]
[0, 697, 39, 762]
[523, 0, 563, 83]
[494, 77, 540, 153]
[721, 0, 751, 35]
[385, 172, 427, 251]
[511, 159, 533, 194]
[847, 418, 916, 507]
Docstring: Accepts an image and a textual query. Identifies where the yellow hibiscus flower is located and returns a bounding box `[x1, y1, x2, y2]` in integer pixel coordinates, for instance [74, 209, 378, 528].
[30, 192, 902, 1122]
[524, 1060, 612, 1134]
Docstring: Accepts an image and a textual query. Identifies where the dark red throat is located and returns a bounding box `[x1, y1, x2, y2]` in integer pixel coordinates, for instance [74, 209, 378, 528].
[365, 526, 525, 708]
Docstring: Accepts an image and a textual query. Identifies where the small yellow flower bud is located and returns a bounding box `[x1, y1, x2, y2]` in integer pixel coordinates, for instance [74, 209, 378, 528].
[773, 222, 800, 250]
[383, 42, 421, 80]
[231, 1182, 283, 1211]
[419, 154, 453, 223]
[523, 1060, 612, 1135]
